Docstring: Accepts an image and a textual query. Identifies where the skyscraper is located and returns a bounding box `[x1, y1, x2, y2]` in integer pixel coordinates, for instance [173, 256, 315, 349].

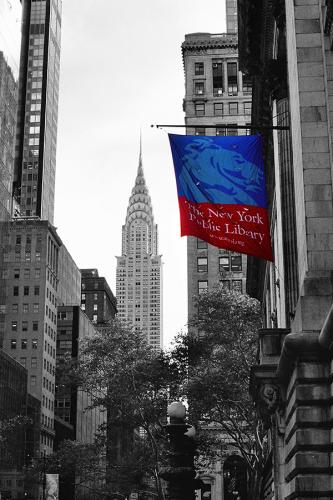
[226, 0, 238, 33]
[116, 149, 163, 350]
[0, 0, 22, 347]
[182, 31, 251, 321]
[13, 0, 62, 223]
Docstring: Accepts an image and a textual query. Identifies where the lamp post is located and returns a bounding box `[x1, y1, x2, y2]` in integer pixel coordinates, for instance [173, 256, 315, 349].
[159, 402, 197, 500]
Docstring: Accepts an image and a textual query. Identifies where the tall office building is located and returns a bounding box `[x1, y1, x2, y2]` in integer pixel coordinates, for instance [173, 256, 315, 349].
[226, 0, 238, 33]
[116, 150, 163, 350]
[13, 0, 62, 223]
[0, 0, 22, 346]
[182, 32, 252, 321]
[0, 220, 81, 455]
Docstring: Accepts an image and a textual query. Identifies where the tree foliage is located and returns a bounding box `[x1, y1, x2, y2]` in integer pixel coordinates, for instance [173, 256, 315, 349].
[173, 288, 266, 500]
[50, 320, 182, 499]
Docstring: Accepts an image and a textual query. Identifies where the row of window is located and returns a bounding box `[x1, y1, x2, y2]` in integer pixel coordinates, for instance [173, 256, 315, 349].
[1, 302, 40, 314]
[193, 102, 251, 117]
[11, 338, 38, 349]
[4, 250, 41, 262]
[197, 255, 242, 272]
[198, 279, 243, 293]
[12, 320, 39, 331]
[193, 60, 251, 94]
[13, 285, 40, 296]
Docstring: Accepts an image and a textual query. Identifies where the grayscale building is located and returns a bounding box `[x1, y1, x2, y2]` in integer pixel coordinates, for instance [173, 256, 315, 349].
[182, 31, 251, 321]
[0, 0, 22, 353]
[0, 219, 80, 456]
[80, 269, 117, 327]
[13, 0, 62, 223]
[116, 150, 163, 350]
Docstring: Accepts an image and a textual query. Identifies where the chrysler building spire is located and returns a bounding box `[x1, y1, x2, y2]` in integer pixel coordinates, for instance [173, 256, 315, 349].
[116, 143, 163, 350]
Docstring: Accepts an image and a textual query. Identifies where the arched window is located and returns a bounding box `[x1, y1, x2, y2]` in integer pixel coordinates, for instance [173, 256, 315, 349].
[223, 455, 248, 500]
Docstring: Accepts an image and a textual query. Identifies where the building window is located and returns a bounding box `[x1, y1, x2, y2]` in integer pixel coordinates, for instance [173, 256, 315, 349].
[92, 314, 97, 323]
[14, 269, 20, 279]
[229, 102, 238, 115]
[194, 62, 204, 75]
[22, 321, 28, 332]
[197, 238, 208, 249]
[212, 59, 223, 96]
[219, 256, 230, 271]
[24, 268, 30, 279]
[93, 293, 98, 300]
[227, 62, 238, 95]
[194, 81, 204, 95]
[242, 74, 252, 94]
[30, 375, 36, 386]
[216, 127, 226, 136]
[59, 340, 72, 350]
[198, 280, 208, 294]
[35, 268, 40, 278]
[23, 303, 29, 313]
[34, 286, 40, 296]
[226, 124, 238, 136]
[81, 293, 86, 301]
[33, 321, 38, 331]
[220, 280, 231, 290]
[20, 357, 27, 368]
[32, 339, 38, 349]
[12, 321, 18, 331]
[195, 127, 205, 136]
[93, 304, 98, 311]
[231, 255, 242, 271]
[24, 286, 29, 296]
[12, 304, 18, 313]
[197, 257, 208, 272]
[214, 103, 223, 116]
[31, 357, 37, 368]
[11, 339, 17, 349]
[13, 286, 19, 296]
[195, 103, 205, 116]
[232, 280, 243, 292]
[33, 303, 39, 313]
[244, 102, 252, 115]
[81, 304, 86, 311]
[21, 339, 28, 349]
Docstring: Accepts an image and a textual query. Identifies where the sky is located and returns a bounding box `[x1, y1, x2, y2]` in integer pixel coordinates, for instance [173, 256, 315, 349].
[55, 0, 227, 347]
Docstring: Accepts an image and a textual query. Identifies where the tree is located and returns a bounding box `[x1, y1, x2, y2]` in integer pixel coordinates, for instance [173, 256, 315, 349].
[60, 319, 181, 499]
[0, 415, 31, 469]
[172, 288, 266, 500]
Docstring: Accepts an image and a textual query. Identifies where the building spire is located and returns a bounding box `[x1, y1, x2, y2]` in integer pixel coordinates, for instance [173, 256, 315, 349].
[138, 129, 143, 174]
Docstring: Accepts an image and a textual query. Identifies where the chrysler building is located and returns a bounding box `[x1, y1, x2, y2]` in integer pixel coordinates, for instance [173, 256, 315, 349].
[116, 147, 163, 350]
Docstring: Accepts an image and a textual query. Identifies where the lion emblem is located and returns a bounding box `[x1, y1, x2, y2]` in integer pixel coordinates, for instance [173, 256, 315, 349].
[178, 137, 265, 206]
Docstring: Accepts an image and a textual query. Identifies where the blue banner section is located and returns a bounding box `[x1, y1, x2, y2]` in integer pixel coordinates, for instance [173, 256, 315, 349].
[169, 134, 267, 208]
[169, 134, 273, 261]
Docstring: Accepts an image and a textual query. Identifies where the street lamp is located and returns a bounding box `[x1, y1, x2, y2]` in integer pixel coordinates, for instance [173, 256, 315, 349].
[159, 402, 197, 500]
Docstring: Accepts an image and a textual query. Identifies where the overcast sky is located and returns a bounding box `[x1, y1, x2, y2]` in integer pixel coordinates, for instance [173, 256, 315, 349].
[55, 0, 227, 347]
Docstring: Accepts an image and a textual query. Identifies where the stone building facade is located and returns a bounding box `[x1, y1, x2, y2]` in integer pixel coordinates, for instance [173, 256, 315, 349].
[182, 32, 250, 322]
[237, 0, 333, 498]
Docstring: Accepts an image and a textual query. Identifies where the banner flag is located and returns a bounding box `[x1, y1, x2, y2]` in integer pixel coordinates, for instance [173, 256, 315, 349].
[169, 134, 273, 261]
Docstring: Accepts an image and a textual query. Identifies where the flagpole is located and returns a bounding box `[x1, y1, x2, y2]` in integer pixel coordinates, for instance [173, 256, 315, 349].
[151, 124, 289, 131]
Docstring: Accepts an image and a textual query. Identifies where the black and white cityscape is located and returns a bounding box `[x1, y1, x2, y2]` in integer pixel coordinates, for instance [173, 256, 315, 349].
[1, 0, 333, 499]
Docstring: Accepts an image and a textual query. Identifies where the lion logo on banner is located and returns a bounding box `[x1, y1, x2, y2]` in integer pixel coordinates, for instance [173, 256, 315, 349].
[178, 137, 265, 206]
